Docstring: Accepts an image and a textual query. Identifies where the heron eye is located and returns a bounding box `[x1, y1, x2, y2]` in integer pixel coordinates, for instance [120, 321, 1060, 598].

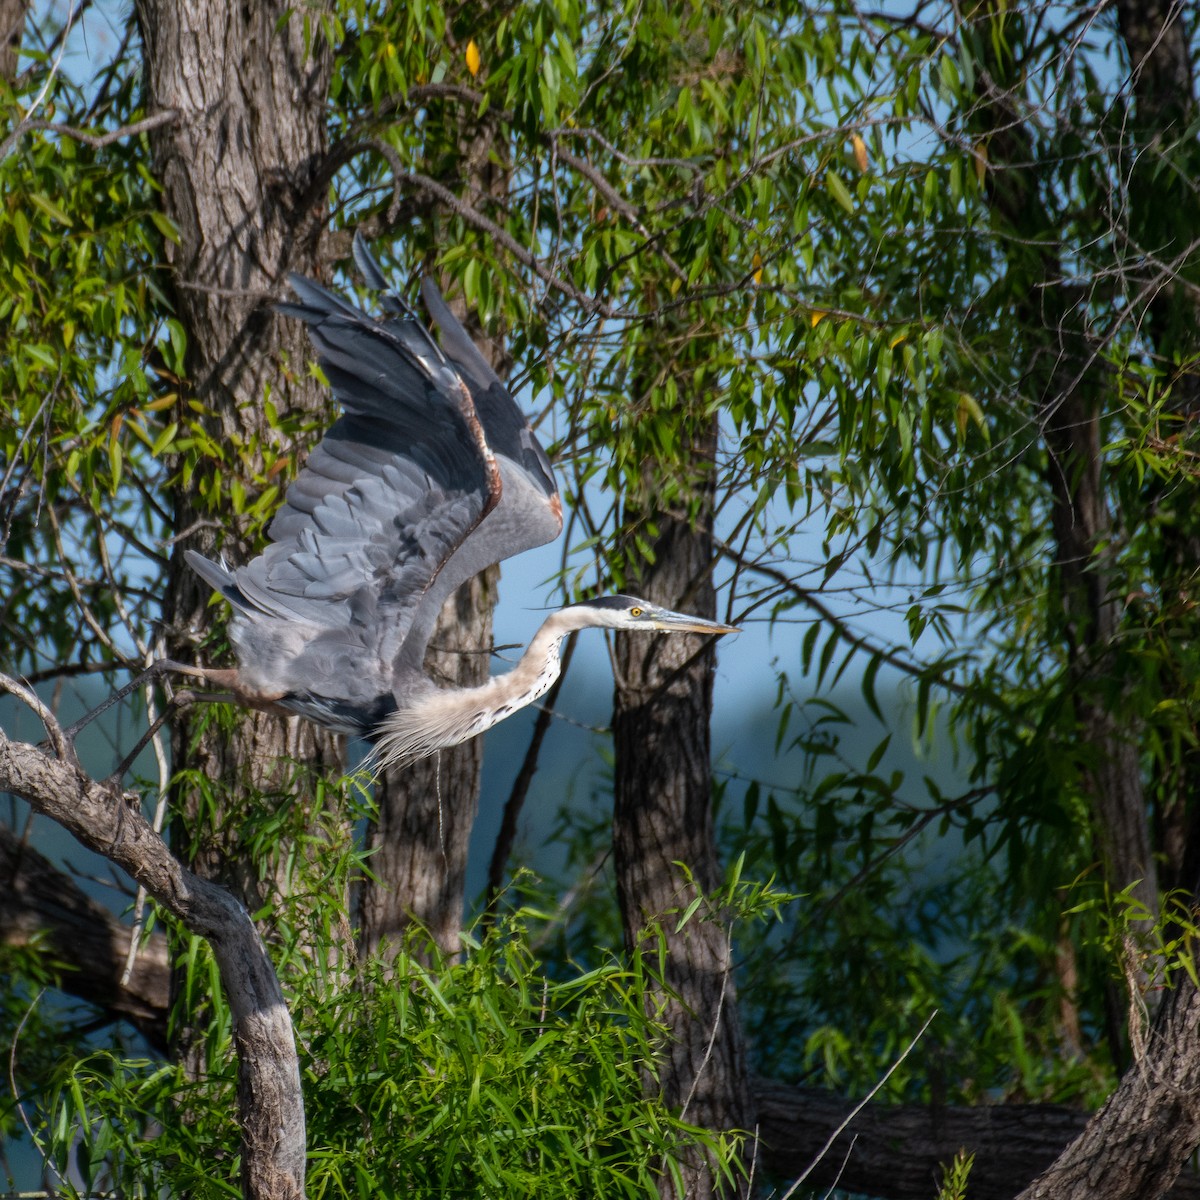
[629, 606, 643, 618]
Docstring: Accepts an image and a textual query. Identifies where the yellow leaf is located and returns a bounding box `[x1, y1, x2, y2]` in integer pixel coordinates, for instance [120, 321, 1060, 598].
[810, 310, 826, 327]
[752, 251, 763, 286]
[973, 139, 988, 185]
[852, 133, 869, 173]
[466, 38, 481, 78]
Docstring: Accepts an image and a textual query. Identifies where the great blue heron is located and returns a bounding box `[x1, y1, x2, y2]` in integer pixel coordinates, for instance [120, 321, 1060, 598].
[88, 237, 737, 774]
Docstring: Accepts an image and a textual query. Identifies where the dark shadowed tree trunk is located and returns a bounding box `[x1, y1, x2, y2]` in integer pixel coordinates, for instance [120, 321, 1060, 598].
[966, 0, 1158, 937]
[613, 420, 752, 1200]
[1112, 0, 1200, 897]
[0, 822, 169, 1050]
[356, 109, 511, 960]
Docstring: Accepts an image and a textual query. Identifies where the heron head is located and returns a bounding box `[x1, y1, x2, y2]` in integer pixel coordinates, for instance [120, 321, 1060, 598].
[567, 595, 740, 635]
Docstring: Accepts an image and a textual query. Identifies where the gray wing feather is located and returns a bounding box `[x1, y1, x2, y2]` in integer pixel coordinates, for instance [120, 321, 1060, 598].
[188, 245, 561, 721]
[191, 272, 499, 705]
[393, 280, 563, 668]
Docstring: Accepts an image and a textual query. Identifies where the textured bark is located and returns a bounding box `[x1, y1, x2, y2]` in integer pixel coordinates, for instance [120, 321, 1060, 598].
[613, 431, 752, 1200]
[754, 1076, 1200, 1200]
[1018, 976, 1200, 1200]
[134, 0, 343, 918]
[0, 725, 305, 1200]
[358, 568, 495, 959]
[1042, 384, 1155, 918]
[0, 821, 169, 1050]
[0, 0, 25, 82]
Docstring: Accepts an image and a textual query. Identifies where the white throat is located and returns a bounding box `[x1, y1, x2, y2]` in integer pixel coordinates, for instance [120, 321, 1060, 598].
[368, 611, 576, 774]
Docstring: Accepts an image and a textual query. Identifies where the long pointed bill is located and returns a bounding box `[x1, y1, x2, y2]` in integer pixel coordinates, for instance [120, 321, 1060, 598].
[651, 609, 741, 635]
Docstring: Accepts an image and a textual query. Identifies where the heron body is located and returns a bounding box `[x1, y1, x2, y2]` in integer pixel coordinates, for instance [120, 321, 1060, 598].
[183, 237, 736, 772]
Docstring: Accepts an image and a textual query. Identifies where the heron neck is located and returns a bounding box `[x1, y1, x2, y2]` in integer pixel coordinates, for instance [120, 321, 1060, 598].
[500, 608, 575, 694]
[371, 610, 575, 772]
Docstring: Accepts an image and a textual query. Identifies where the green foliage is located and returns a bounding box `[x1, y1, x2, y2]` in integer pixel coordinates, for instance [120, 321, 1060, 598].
[7, 0, 1200, 1188]
[0, 944, 98, 1144]
[935, 1148, 975, 1200]
[0, 25, 174, 677]
[37, 914, 742, 1199]
[1065, 881, 1200, 995]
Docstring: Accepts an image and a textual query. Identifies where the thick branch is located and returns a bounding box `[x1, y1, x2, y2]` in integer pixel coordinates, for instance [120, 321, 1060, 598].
[0, 822, 169, 1050]
[0, 721, 304, 1200]
[754, 1077, 1200, 1200]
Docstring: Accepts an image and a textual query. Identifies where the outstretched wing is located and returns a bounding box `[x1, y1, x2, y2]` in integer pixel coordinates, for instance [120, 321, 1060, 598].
[391, 267, 563, 667]
[187, 242, 561, 726]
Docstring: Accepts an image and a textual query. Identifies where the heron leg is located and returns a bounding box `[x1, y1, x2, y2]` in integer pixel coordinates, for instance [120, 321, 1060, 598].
[104, 688, 235, 785]
[62, 659, 219, 741]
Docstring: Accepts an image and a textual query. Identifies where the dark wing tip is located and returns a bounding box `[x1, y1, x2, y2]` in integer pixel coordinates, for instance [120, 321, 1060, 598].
[352, 232, 389, 291]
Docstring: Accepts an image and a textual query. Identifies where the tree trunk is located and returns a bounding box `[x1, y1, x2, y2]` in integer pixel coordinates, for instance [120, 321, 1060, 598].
[1112, 0, 1200, 895]
[613, 423, 752, 1200]
[1017, 976, 1200, 1200]
[134, 0, 343, 1044]
[358, 568, 495, 959]
[967, 0, 1157, 919]
[356, 105, 509, 957]
[0, 0, 26, 82]
[135, 0, 339, 875]
[754, 1074, 1200, 1200]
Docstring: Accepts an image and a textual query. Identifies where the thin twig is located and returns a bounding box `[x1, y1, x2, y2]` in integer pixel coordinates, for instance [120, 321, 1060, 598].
[781, 1010, 938, 1199]
[7, 987, 65, 1191]
[483, 632, 578, 922]
[0, 4, 76, 161]
[14, 109, 178, 150]
[121, 640, 174, 989]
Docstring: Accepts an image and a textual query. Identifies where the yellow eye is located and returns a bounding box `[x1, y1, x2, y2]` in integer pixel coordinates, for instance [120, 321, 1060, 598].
[629, 606, 643, 617]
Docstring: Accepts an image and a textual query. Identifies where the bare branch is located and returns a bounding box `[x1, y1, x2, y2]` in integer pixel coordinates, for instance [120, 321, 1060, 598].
[385, 160, 626, 318]
[0, 672, 75, 766]
[14, 109, 179, 149]
[0, 709, 306, 1200]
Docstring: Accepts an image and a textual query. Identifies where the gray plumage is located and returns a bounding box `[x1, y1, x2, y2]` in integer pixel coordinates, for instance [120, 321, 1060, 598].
[185, 237, 737, 772]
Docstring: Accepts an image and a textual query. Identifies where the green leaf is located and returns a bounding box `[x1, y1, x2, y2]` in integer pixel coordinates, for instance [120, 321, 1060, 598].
[826, 169, 855, 215]
[28, 192, 72, 226]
